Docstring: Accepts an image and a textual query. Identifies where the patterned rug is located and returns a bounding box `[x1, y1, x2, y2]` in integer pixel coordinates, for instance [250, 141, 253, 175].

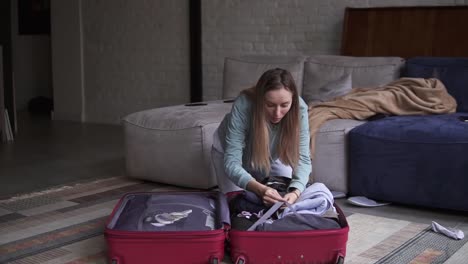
[0, 177, 466, 264]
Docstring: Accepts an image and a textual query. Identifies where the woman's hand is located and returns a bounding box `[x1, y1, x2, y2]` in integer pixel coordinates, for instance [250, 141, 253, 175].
[283, 190, 300, 204]
[246, 180, 285, 206]
[261, 187, 285, 206]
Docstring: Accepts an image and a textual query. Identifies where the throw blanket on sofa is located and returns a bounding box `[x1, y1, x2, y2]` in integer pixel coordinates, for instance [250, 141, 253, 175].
[308, 78, 457, 158]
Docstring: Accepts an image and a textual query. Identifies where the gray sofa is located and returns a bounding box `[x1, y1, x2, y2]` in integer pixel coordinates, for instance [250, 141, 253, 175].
[123, 55, 404, 193]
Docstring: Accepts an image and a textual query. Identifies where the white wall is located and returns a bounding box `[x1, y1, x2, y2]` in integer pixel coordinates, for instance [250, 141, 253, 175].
[83, 0, 190, 123]
[51, 0, 468, 124]
[201, 0, 468, 100]
[51, 0, 84, 122]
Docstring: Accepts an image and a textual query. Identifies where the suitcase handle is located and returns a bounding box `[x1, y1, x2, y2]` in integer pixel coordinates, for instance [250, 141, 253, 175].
[247, 201, 314, 231]
[246, 201, 284, 231]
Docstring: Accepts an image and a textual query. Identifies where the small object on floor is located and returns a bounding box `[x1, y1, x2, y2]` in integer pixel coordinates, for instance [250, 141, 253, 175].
[331, 191, 346, 199]
[431, 221, 464, 240]
[184, 102, 207, 106]
[347, 196, 390, 207]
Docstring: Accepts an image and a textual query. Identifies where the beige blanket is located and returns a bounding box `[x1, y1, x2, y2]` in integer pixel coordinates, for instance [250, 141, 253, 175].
[308, 77, 457, 158]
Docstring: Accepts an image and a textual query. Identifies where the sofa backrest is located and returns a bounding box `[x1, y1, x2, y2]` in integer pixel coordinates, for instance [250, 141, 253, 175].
[222, 55, 405, 103]
[222, 55, 306, 99]
[404, 57, 468, 113]
[302, 55, 405, 103]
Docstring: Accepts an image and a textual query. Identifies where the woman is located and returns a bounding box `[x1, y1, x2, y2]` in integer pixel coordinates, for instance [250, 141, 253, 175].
[212, 68, 312, 206]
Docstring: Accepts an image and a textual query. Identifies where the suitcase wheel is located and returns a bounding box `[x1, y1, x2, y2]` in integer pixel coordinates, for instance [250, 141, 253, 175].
[336, 255, 345, 264]
[235, 256, 246, 264]
[211, 257, 218, 264]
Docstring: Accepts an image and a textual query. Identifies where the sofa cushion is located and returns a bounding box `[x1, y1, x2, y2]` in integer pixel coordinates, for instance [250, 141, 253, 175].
[302, 55, 404, 103]
[223, 56, 306, 99]
[404, 57, 468, 112]
[308, 73, 352, 103]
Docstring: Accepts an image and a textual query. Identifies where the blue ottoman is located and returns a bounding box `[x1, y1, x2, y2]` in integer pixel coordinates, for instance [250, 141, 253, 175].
[348, 113, 468, 211]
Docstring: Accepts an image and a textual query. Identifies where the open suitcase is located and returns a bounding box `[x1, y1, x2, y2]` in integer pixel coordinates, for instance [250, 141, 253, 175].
[105, 191, 230, 264]
[105, 191, 348, 264]
[228, 199, 348, 264]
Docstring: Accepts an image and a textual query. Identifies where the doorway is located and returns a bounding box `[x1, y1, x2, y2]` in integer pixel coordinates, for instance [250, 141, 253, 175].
[1, 0, 53, 142]
[0, 0, 15, 140]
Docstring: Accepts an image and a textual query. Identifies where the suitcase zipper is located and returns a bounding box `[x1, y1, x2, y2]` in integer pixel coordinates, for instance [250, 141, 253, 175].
[105, 228, 227, 240]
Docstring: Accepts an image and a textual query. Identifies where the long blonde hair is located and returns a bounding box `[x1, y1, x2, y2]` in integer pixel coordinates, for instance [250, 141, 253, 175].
[242, 68, 300, 174]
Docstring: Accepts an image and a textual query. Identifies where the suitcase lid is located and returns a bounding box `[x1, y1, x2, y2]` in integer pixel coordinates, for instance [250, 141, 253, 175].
[106, 191, 230, 232]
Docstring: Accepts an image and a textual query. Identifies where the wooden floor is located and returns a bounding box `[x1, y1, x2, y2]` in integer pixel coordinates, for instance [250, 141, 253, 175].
[0, 111, 124, 198]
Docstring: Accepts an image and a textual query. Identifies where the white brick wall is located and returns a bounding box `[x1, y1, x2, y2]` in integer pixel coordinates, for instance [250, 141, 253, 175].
[82, 0, 190, 123]
[52, 0, 468, 124]
[201, 0, 467, 100]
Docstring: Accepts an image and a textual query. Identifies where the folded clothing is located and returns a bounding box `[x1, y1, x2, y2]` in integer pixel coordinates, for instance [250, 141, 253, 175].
[262, 176, 291, 194]
[432, 221, 464, 240]
[280, 182, 334, 217]
[256, 214, 340, 231]
[229, 176, 291, 217]
[229, 192, 267, 218]
[231, 215, 261, 231]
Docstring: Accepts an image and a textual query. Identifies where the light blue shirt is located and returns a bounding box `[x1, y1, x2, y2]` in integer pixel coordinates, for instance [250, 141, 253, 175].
[216, 93, 312, 192]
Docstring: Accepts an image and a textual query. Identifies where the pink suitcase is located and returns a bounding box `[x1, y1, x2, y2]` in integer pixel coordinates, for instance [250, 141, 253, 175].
[105, 191, 230, 264]
[228, 200, 349, 264]
[105, 191, 348, 264]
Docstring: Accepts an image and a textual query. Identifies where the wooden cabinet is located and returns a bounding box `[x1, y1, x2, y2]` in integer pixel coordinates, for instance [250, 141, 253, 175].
[341, 6, 468, 58]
